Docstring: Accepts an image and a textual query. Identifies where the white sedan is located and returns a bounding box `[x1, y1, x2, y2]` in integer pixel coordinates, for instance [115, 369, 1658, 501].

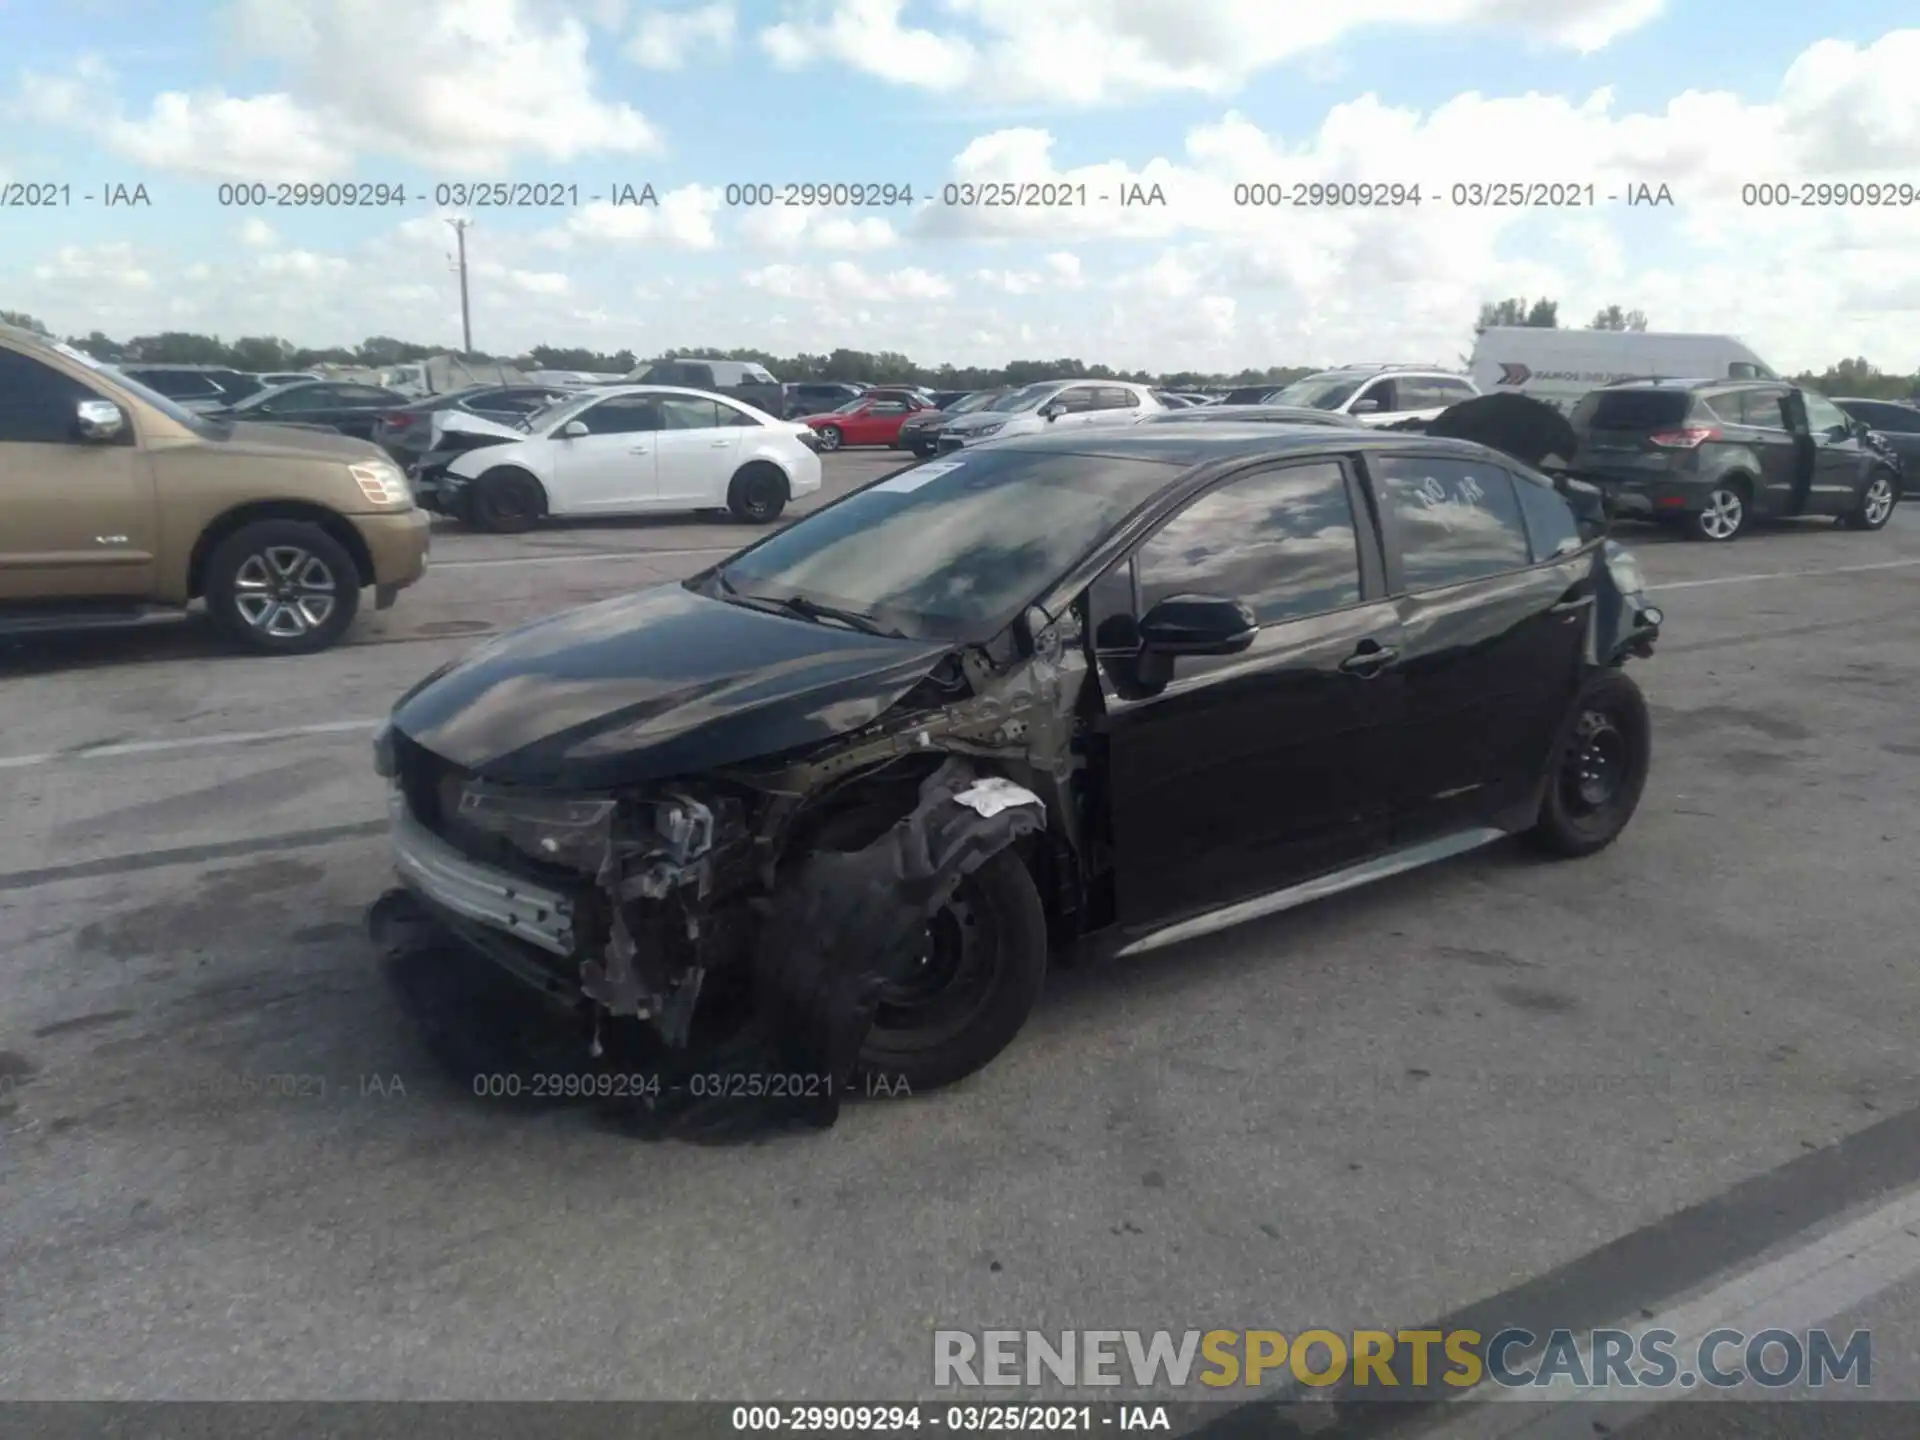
[422, 385, 823, 532]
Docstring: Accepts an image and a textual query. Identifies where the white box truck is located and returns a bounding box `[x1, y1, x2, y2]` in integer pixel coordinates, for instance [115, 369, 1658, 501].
[1468, 329, 1777, 413]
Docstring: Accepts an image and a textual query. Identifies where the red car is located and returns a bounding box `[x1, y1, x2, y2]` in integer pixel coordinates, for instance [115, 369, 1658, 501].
[802, 394, 933, 450]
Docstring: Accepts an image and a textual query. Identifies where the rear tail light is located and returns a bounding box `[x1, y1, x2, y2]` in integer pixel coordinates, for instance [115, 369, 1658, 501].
[1647, 426, 1720, 448]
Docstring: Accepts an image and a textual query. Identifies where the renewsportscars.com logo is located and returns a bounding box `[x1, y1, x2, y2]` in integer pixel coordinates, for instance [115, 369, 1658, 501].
[932, 1328, 1870, 1393]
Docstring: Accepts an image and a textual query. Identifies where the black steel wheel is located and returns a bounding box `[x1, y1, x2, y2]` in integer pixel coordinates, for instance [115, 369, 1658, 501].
[858, 848, 1047, 1090]
[1525, 669, 1652, 858]
[470, 468, 546, 533]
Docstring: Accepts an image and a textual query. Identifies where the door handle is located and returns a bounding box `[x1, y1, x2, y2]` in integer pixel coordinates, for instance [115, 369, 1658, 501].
[710, 438, 732, 447]
[628, 446, 650, 454]
[1550, 595, 1596, 616]
[1340, 644, 1399, 677]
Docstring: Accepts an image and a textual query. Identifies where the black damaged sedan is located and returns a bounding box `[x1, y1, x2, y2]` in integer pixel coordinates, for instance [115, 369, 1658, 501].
[370, 425, 1662, 1118]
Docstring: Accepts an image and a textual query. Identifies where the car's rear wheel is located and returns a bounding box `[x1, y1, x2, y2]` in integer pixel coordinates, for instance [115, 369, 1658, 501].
[205, 519, 360, 655]
[815, 425, 843, 452]
[1844, 468, 1899, 531]
[858, 848, 1048, 1091]
[470, 468, 546, 533]
[727, 463, 789, 523]
[1525, 669, 1651, 858]
[1688, 482, 1748, 541]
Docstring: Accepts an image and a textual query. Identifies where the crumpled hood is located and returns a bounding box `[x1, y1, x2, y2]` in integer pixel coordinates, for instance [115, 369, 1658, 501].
[390, 582, 954, 790]
[434, 409, 526, 445]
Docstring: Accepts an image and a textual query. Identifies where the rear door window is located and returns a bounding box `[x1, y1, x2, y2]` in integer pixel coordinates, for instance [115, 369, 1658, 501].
[1509, 469, 1584, 560]
[1372, 455, 1533, 590]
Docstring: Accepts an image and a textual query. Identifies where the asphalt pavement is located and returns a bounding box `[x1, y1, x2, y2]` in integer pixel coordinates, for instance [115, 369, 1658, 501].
[4, 448, 1920, 1416]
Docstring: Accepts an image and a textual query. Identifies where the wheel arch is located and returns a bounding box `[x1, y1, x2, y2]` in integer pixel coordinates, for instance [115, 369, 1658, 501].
[473, 463, 551, 515]
[769, 752, 1074, 939]
[189, 500, 375, 600]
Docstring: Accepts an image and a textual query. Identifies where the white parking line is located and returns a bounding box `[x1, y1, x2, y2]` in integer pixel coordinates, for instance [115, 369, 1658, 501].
[1649, 556, 1920, 592]
[1412, 1182, 1920, 1435]
[0, 719, 381, 771]
[433, 546, 735, 571]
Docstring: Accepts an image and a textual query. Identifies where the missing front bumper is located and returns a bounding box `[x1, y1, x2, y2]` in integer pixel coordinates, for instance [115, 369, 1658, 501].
[388, 795, 578, 956]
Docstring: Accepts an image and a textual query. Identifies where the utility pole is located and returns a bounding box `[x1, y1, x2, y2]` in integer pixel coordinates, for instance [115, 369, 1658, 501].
[447, 218, 473, 354]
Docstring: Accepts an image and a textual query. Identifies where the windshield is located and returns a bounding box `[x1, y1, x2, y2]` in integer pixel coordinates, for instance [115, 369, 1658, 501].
[831, 396, 869, 413]
[987, 382, 1062, 414]
[1269, 377, 1364, 410]
[713, 449, 1178, 641]
[949, 391, 1002, 414]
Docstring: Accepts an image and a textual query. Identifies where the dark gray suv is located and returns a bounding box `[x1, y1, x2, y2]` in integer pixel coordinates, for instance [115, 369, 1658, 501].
[1833, 397, 1920, 495]
[1567, 380, 1901, 541]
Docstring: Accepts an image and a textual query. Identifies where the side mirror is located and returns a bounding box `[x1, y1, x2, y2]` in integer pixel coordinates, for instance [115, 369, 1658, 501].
[1350, 397, 1380, 414]
[75, 398, 125, 441]
[1039, 401, 1065, 421]
[1138, 593, 1257, 656]
[560, 419, 590, 438]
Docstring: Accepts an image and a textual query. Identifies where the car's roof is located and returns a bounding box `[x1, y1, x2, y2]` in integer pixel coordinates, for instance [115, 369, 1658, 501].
[1143, 404, 1366, 427]
[1603, 377, 1775, 393]
[981, 423, 1504, 470]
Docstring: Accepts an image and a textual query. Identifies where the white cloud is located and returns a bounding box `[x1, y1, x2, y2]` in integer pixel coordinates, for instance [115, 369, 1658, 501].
[238, 218, 277, 247]
[758, 0, 1664, 106]
[736, 207, 899, 251]
[537, 185, 724, 248]
[11, 27, 1920, 378]
[628, 2, 735, 68]
[14, 59, 351, 180]
[15, 1, 664, 180]
[742, 261, 954, 302]
[32, 244, 153, 289]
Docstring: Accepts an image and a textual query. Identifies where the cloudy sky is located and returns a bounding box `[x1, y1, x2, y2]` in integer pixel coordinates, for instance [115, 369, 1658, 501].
[4, 1, 1918, 373]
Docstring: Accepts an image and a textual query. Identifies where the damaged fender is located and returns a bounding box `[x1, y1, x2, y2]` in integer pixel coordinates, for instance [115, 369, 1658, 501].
[633, 758, 1046, 1136]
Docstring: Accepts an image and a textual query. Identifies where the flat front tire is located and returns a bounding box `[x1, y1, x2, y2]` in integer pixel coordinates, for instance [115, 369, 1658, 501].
[1525, 669, 1652, 858]
[204, 520, 360, 655]
[858, 848, 1047, 1091]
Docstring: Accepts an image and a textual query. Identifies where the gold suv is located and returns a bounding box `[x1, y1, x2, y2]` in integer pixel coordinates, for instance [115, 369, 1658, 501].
[0, 323, 430, 654]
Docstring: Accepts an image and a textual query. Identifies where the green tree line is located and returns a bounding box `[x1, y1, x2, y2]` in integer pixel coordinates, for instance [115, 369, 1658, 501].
[5, 304, 1914, 400]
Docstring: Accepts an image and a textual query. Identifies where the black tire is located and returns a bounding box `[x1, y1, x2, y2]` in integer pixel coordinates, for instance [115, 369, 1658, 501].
[858, 847, 1047, 1091]
[815, 425, 843, 452]
[1843, 467, 1899, 531]
[727, 463, 790, 524]
[204, 519, 361, 655]
[1685, 480, 1749, 542]
[470, 468, 546, 533]
[1524, 669, 1652, 859]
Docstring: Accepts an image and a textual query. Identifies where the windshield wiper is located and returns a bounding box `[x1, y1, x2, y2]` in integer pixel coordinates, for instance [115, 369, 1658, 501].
[774, 594, 907, 638]
[714, 572, 906, 637]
